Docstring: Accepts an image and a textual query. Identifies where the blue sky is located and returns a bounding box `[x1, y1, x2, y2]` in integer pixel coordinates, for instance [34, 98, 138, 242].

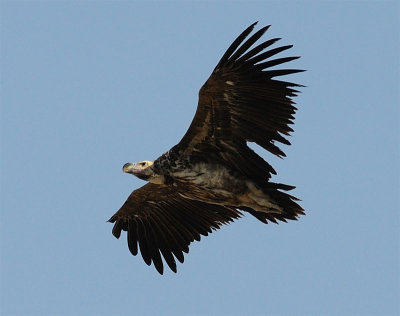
[1, 1, 399, 315]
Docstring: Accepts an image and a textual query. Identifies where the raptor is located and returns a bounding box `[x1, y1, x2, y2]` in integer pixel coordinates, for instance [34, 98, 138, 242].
[109, 22, 305, 274]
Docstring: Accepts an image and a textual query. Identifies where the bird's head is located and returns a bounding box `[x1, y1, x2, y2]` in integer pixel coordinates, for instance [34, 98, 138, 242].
[123, 161, 155, 181]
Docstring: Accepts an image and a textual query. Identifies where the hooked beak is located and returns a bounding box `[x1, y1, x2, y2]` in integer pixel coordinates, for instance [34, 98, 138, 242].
[123, 162, 139, 175]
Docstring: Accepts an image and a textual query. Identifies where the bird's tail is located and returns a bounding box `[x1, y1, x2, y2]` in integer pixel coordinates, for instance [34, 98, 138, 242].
[241, 182, 305, 224]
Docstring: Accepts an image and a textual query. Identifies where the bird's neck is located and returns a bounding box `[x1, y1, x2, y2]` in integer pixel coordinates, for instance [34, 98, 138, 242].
[147, 174, 166, 185]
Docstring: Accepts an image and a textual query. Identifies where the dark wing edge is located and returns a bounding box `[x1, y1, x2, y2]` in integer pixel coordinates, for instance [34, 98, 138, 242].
[179, 22, 304, 159]
[108, 183, 242, 275]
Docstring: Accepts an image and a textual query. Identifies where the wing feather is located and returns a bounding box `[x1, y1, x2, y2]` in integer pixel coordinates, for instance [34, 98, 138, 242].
[245, 44, 294, 66]
[225, 25, 271, 66]
[108, 183, 241, 274]
[127, 220, 138, 256]
[215, 21, 259, 69]
[148, 216, 178, 272]
[177, 22, 304, 174]
[150, 209, 185, 264]
[237, 38, 281, 63]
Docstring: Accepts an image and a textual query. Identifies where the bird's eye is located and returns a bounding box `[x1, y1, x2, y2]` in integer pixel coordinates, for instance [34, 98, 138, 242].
[140, 162, 146, 167]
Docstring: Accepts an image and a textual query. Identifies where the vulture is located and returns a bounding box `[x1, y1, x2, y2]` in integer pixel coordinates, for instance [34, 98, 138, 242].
[109, 22, 305, 274]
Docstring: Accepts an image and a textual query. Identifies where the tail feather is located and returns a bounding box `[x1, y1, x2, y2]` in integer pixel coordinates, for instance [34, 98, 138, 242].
[241, 182, 304, 224]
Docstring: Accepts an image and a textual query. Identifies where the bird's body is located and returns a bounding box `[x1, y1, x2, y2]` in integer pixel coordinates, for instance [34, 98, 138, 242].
[152, 151, 285, 214]
[109, 22, 305, 274]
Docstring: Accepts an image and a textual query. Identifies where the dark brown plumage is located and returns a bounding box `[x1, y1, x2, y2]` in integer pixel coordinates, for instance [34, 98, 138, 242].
[109, 22, 305, 274]
[109, 183, 241, 274]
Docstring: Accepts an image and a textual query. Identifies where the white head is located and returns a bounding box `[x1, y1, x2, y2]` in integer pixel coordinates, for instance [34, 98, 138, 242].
[122, 160, 165, 184]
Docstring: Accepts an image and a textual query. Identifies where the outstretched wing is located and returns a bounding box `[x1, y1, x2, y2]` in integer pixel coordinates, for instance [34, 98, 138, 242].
[108, 183, 241, 274]
[176, 22, 303, 181]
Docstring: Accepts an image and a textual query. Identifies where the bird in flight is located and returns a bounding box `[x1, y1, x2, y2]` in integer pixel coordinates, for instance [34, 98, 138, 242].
[109, 22, 305, 274]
